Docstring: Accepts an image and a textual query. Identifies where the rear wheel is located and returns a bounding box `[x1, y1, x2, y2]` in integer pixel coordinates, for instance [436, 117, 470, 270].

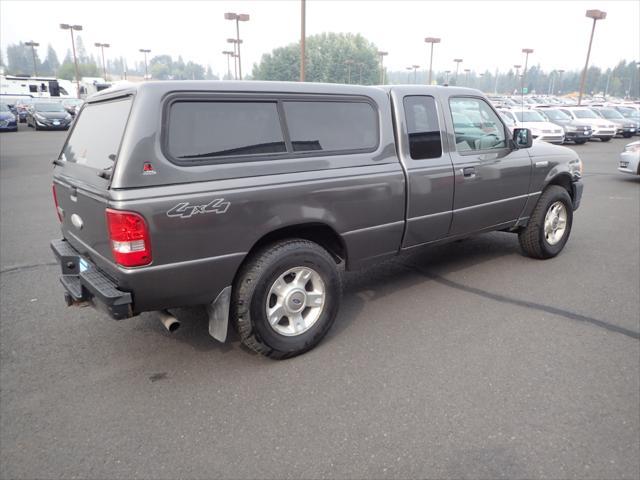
[232, 239, 342, 359]
[600, 137, 611, 142]
[518, 185, 573, 259]
[574, 139, 587, 145]
[623, 133, 632, 138]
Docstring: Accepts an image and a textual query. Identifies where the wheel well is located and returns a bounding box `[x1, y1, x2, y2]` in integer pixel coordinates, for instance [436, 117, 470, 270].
[546, 174, 573, 201]
[246, 223, 347, 265]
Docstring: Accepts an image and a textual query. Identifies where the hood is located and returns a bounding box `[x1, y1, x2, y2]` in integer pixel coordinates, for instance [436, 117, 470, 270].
[35, 111, 69, 120]
[529, 139, 577, 159]
[520, 121, 563, 133]
[572, 117, 616, 128]
[0, 112, 15, 120]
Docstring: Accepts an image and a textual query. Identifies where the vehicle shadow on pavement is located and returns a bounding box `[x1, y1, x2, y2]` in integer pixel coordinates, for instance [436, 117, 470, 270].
[329, 232, 640, 343]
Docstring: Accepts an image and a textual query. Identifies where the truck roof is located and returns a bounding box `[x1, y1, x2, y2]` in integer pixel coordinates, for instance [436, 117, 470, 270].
[88, 80, 483, 102]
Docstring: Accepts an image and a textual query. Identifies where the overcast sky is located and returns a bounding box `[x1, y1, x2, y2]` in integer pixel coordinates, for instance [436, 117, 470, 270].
[1, 0, 638, 77]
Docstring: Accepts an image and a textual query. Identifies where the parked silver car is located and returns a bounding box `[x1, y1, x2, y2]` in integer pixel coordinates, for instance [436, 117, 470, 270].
[619, 141, 640, 175]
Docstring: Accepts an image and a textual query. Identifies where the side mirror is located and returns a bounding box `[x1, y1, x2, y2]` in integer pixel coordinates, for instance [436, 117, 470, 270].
[513, 127, 533, 148]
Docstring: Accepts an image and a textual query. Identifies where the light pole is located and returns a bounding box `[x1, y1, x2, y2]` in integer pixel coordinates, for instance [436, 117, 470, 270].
[464, 68, 471, 86]
[224, 12, 250, 80]
[513, 64, 521, 93]
[444, 70, 450, 85]
[222, 50, 234, 79]
[411, 65, 420, 84]
[345, 59, 354, 83]
[578, 9, 607, 105]
[25, 41, 40, 77]
[453, 58, 463, 83]
[424, 37, 440, 85]
[557, 69, 565, 94]
[300, 0, 306, 82]
[406, 67, 412, 84]
[377, 51, 388, 84]
[357, 62, 365, 84]
[94, 42, 110, 81]
[60, 24, 83, 98]
[227, 38, 242, 79]
[139, 49, 151, 79]
[521, 48, 533, 95]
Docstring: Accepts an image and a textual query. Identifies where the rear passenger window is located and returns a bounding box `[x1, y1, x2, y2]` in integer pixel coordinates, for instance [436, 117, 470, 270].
[167, 102, 286, 161]
[283, 101, 377, 153]
[403, 96, 442, 159]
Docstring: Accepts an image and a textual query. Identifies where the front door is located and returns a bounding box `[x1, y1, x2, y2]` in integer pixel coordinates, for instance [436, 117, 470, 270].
[446, 96, 532, 235]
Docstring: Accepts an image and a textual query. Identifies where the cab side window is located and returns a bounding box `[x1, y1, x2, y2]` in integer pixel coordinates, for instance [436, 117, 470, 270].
[403, 95, 442, 159]
[449, 97, 507, 152]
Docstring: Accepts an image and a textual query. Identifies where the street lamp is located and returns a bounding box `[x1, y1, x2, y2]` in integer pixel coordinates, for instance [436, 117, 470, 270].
[521, 48, 534, 95]
[357, 62, 365, 84]
[578, 9, 607, 105]
[464, 68, 471, 86]
[94, 42, 110, 81]
[227, 38, 242, 80]
[139, 49, 151, 80]
[24, 41, 40, 77]
[407, 65, 420, 84]
[59, 24, 83, 98]
[424, 37, 440, 85]
[222, 50, 234, 79]
[300, 0, 306, 82]
[453, 58, 463, 83]
[377, 51, 388, 84]
[444, 70, 451, 85]
[224, 12, 250, 80]
[344, 59, 354, 84]
[557, 69, 565, 94]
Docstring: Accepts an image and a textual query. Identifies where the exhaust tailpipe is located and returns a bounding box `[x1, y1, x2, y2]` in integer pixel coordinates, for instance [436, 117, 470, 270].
[158, 310, 180, 333]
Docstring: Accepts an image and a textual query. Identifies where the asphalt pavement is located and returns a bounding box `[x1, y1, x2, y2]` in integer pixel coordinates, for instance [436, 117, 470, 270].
[1, 124, 639, 479]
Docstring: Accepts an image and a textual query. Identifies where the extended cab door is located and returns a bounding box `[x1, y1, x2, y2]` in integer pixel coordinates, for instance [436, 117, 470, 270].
[391, 90, 455, 247]
[445, 96, 532, 235]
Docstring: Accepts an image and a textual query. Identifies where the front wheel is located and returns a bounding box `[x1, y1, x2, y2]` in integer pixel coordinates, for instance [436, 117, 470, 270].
[623, 133, 632, 138]
[574, 139, 587, 145]
[518, 185, 573, 259]
[600, 137, 611, 142]
[232, 239, 342, 359]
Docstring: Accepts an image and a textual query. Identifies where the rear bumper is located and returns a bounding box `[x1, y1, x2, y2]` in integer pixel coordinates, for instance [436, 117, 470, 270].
[51, 239, 133, 320]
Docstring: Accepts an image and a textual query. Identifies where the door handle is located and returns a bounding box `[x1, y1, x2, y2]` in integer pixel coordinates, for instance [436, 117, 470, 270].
[462, 167, 476, 178]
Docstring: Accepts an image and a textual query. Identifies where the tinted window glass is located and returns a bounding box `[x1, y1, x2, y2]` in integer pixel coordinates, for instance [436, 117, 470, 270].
[283, 101, 377, 152]
[168, 102, 286, 160]
[449, 97, 506, 152]
[62, 97, 132, 170]
[403, 96, 442, 159]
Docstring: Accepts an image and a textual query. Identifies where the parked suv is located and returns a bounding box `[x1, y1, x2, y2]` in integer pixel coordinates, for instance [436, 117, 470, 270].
[589, 107, 637, 138]
[51, 82, 584, 359]
[559, 107, 616, 141]
[534, 107, 593, 144]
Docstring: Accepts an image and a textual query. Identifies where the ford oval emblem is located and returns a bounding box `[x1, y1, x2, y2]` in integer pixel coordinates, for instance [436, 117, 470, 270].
[70, 213, 84, 230]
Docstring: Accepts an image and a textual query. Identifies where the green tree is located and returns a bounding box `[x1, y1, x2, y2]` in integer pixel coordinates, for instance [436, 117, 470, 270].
[40, 44, 60, 76]
[6, 42, 38, 76]
[252, 32, 380, 84]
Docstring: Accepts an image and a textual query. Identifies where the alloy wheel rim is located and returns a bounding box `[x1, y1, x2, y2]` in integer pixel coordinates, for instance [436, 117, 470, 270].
[265, 266, 326, 336]
[544, 201, 568, 246]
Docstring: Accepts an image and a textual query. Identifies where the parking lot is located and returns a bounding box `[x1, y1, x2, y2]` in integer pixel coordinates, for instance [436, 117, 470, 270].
[1, 125, 638, 479]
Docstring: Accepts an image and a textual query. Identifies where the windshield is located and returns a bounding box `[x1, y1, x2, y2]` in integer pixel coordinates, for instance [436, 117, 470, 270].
[597, 109, 624, 119]
[0, 103, 10, 112]
[573, 109, 598, 119]
[514, 110, 546, 122]
[542, 109, 571, 121]
[499, 113, 515, 126]
[35, 103, 65, 112]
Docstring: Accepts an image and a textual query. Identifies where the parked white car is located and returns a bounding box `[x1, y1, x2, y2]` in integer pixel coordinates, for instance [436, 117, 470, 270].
[619, 141, 640, 175]
[559, 107, 617, 141]
[498, 109, 565, 144]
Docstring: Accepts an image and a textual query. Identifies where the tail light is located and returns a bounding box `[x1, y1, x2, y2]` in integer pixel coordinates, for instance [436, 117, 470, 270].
[105, 209, 152, 267]
[52, 184, 62, 222]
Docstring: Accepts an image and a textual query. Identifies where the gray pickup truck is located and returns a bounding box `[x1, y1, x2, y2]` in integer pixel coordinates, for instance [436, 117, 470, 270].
[51, 81, 583, 358]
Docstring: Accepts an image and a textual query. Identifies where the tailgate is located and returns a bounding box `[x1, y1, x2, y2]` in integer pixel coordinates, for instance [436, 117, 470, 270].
[52, 95, 133, 269]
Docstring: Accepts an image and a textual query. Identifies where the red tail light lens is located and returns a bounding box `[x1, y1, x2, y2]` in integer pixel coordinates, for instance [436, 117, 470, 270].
[105, 209, 152, 267]
[52, 184, 62, 222]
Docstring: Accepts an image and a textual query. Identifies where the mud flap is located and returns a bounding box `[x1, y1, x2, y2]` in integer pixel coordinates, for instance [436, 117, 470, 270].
[206, 286, 231, 342]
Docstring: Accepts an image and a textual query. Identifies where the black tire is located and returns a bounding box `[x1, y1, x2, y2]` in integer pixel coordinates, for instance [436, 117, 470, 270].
[623, 133, 632, 138]
[518, 185, 573, 259]
[232, 239, 342, 359]
[600, 137, 611, 142]
[574, 139, 587, 145]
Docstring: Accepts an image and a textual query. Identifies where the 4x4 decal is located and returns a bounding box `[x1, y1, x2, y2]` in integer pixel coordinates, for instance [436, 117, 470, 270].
[166, 199, 230, 218]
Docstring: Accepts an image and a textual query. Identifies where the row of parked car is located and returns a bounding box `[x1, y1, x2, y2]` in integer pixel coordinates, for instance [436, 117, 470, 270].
[0, 96, 84, 132]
